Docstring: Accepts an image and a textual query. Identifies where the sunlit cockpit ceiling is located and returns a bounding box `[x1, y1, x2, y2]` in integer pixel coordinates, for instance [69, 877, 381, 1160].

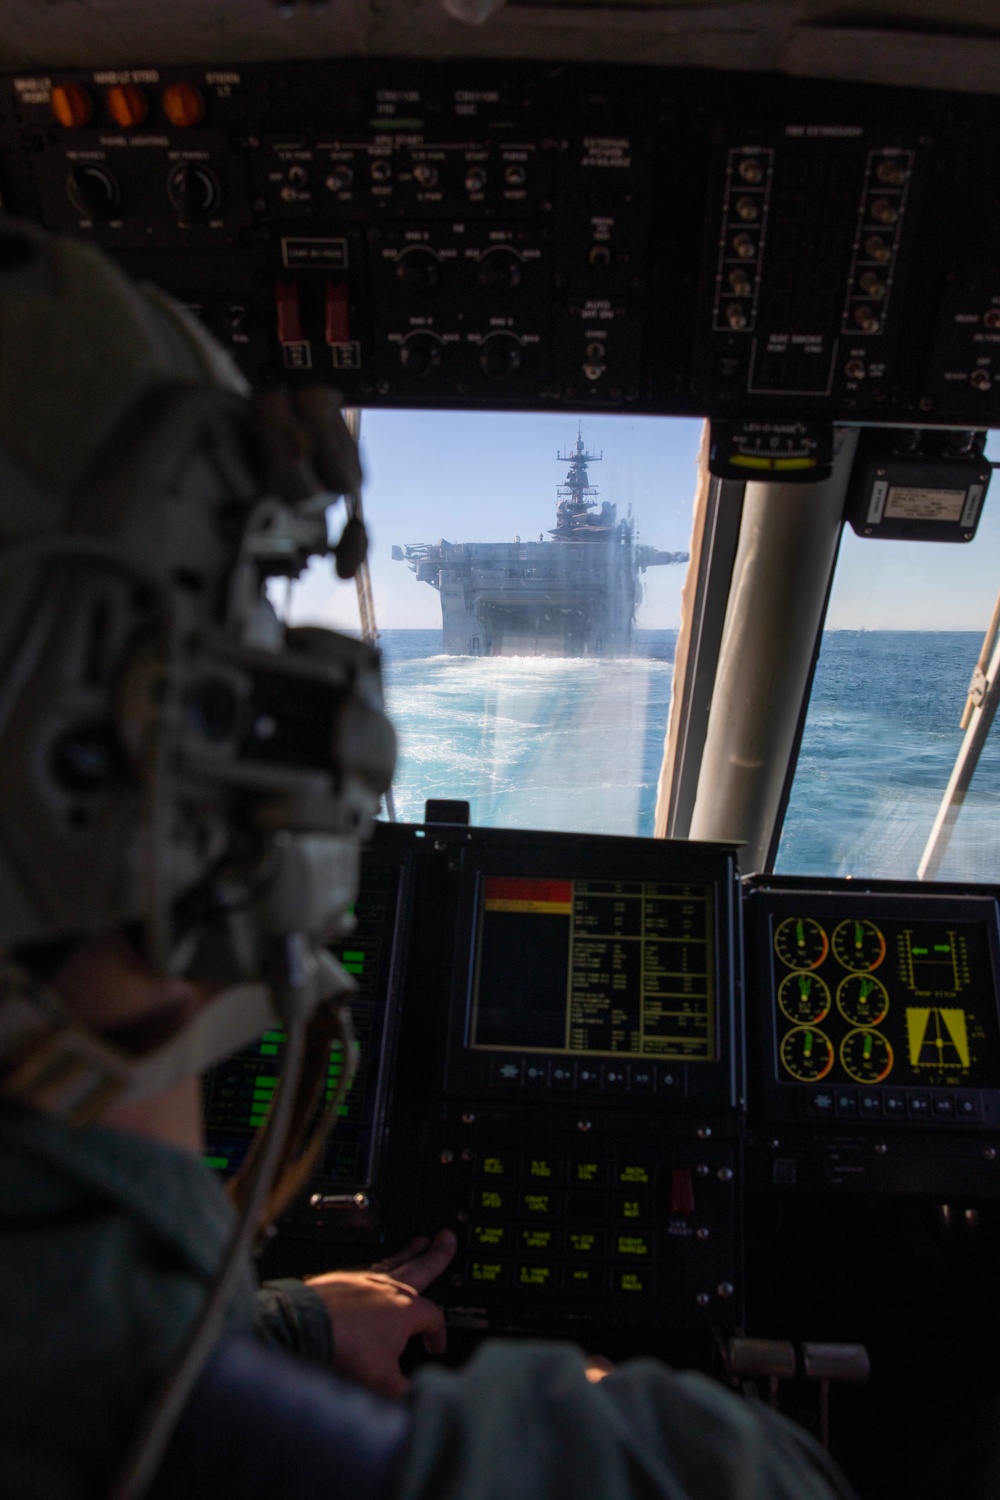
[1, 0, 999, 94]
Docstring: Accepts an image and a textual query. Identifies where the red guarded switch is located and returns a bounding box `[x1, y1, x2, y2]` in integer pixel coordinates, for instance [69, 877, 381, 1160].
[325, 281, 351, 345]
[275, 281, 305, 345]
[671, 1166, 695, 1216]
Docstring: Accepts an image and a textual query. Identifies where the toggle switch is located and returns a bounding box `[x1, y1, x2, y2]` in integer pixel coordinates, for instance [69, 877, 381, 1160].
[671, 1166, 695, 1216]
[276, 281, 305, 345]
[325, 282, 350, 345]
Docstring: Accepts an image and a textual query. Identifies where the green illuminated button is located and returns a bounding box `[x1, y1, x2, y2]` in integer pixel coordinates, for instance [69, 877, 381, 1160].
[472, 1224, 507, 1248]
[615, 1193, 652, 1224]
[259, 1045, 278, 1056]
[563, 1264, 607, 1295]
[476, 1153, 513, 1179]
[615, 1234, 652, 1258]
[520, 1192, 558, 1218]
[474, 1187, 510, 1216]
[618, 1164, 652, 1185]
[566, 1229, 604, 1257]
[471, 1262, 505, 1285]
[571, 1161, 606, 1187]
[522, 1156, 559, 1181]
[615, 1269, 652, 1295]
[517, 1264, 554, 1290]
[520, 1227, 554, 1252]
[202, 1155, 229, 1170]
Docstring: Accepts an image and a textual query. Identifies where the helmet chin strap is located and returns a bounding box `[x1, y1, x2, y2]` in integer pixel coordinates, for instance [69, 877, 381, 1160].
[0, 946, 353, 1127]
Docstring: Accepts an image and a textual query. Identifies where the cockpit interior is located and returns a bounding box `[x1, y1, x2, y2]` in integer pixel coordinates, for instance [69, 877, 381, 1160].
[4, 4, 1000, 1494]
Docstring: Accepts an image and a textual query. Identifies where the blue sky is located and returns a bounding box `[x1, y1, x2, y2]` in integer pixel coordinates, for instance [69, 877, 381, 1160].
[285, 412, 1000, 633]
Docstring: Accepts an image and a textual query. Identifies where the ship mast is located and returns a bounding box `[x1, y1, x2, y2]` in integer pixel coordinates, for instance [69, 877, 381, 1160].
[554, 428, 603, 535]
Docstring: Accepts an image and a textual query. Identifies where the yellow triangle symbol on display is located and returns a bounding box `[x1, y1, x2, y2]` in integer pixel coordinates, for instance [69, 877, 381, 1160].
[906, 1007, 970, 1068]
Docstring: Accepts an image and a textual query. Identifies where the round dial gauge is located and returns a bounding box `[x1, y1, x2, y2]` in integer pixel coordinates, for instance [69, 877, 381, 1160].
[774, 917, 829, 971]
[832, 918, 886, 972]
[840, 1028, 894, 1084]
[780, 1026, 835, 1082]
[778, 971, 831, 1026]
[837, 973, 889, 1027]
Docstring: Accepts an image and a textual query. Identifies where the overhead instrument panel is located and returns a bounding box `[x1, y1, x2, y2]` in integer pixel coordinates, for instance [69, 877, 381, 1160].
[2, 62, 1000, 427]
[696, 128, 923, 423]
[744, 879, 1000, 1198]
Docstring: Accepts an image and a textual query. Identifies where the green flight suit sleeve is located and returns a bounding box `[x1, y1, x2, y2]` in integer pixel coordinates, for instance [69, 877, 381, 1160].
[253, 1278, 335, 1368]
[399, 1341, 856, 1500]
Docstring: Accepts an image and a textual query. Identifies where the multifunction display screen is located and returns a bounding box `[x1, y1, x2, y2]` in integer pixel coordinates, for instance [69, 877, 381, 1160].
[771, 913, 1000, 1090]
[470, 876, 716, 1061]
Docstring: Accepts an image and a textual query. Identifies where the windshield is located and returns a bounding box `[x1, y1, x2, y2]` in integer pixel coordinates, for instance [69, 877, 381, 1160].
[776, 435, 1000, 881]
[282, 409, 700, 836]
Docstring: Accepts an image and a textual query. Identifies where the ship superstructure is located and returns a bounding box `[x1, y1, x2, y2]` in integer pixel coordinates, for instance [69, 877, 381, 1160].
[392, 434, 689, 656]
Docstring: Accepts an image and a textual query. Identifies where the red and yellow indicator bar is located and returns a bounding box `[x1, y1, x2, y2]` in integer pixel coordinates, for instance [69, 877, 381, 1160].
[485, 877, 573, 915]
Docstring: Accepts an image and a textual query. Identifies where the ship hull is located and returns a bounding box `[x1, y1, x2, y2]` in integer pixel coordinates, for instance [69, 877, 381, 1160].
[436, 539, 638, 657]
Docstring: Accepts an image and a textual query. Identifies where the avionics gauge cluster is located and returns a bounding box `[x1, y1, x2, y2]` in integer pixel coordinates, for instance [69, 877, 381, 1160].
[744, 877, 1000, 1198]
[203, 829, 1000, 1338]
[3, 62, 1000, 426]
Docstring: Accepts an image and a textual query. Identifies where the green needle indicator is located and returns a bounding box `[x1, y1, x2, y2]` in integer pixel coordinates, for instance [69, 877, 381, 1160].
[859, 979, 872, 1005]
[804, 1031, 814, 1057]
[855, 921, 863, 950]
[798, 975, 810, 998]
[863, 1034, 873, 1061]
[796, 920, 805, 949]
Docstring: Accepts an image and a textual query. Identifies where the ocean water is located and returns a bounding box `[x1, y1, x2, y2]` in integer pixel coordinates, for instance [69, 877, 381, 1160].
[378, 629, 1000, 883]
[779, 631, 1000, 882]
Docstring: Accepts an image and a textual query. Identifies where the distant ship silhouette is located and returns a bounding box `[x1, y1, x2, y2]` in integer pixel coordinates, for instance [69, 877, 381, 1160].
[392, 432, 688, 657]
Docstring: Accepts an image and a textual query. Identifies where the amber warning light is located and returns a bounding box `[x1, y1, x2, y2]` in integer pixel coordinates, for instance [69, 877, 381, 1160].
[106, 85, 149, 128]
[50, 84, 93, 128]
[162, 83, 206, 128]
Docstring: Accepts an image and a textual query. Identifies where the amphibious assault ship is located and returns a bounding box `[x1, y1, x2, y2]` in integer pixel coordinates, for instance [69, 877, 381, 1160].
[392, 435, 689, 656]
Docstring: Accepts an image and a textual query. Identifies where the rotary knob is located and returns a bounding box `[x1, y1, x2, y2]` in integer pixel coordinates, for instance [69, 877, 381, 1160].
[395, 247, 440, 293]
[167, 162, 221, 223]
[66, 163, 120, 220]
[477, 247, 523, 291]
[479, 332, 522, 381]
[400, 332, 444, 378]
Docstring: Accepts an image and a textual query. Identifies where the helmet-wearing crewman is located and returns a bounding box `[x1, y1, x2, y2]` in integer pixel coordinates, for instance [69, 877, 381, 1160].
[0, 223, 854, 1500]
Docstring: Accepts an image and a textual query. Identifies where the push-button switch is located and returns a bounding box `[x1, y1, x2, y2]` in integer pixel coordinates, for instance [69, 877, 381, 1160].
[615, 1268, 653, 1296]
[522, 1156, 559, 1182]
[477, 1152, 514, 1179]
[566, 1228, 605, 1256]
[520, 1190, 559, 1218]
[615, 1233, 654, 1259]
[472, 1223, 508, 1249]
[564, 1264, 607, 1295]
[474, 1185, 512, 1216]
[517, 1263, 556, 1291]
[570, 1160, 606, 1187]
[615, 1192, 652, 1224]
[618, 1164, 653, 1186]
[520, 1226, 556, 1253]
[470, 1261, 506, 1287]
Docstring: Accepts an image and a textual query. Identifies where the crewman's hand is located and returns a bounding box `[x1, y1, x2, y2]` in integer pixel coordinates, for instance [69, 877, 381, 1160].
[306, 1229, 456, 1397]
